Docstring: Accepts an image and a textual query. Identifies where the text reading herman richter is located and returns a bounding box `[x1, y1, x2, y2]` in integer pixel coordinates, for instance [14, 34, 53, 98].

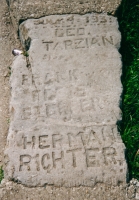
[19, 126, 122, 172]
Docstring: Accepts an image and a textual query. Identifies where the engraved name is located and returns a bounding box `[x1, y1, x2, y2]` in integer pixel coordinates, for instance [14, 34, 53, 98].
[19, 127, 123, 172]
[42, 36, 114, 51]
[21, 71, 117, 122]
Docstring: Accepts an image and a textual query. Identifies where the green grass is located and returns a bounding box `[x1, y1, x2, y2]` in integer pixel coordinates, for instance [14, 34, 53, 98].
[117, 0, 139, 179]
[0, 166, 4, 183]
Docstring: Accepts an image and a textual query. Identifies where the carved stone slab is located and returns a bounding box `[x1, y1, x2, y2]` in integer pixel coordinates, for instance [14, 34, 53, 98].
[5, 13, 127, 187]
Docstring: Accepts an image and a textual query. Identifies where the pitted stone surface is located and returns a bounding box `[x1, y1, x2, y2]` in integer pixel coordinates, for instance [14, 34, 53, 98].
[7, 0, 122, 31]
[5, 13, 127, 187]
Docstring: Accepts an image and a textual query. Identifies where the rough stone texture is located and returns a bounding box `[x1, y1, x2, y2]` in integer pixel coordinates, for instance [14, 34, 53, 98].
[0, 0, 137, 199]
[1, 178, 139, 200]
[0, 0, 10, 168]
[0, 0, 20, 168]
[0, 179, 130, 200]
[7, 0, 122, 31]
[4, 13, 127, 187]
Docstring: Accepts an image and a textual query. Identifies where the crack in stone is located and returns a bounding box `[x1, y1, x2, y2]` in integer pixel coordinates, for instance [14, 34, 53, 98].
[25, 56, 40, 110]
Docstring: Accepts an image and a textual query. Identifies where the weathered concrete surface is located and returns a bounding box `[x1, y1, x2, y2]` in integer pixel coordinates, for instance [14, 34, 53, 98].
[7, 0, 122, 31]
[4, 13, 127, 187]
[0, 0, 10, 167]
[0, 0, 136, 199]
[1, 178, 139, 200]
[1, 0, 122, 174]
[0, 0, 20, 168]
[0, 179, 130, 200]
